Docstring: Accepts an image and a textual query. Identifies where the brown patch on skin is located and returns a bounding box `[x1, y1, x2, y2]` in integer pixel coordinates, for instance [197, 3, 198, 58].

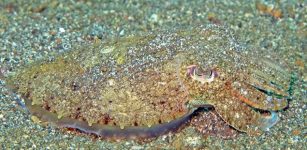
[42, 101, 51, 111]
[99, 114, 113, 125]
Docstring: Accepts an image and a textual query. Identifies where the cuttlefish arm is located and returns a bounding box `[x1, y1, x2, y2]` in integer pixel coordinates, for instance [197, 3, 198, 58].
[234, 57, 294, 111]
[212, 84, 280, 135]
[187, 65, 278, 135]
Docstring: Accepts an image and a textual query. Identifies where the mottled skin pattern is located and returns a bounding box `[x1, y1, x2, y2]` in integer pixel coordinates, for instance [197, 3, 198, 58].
[5, 25, 291, 139]
[191, 110, 239, 139]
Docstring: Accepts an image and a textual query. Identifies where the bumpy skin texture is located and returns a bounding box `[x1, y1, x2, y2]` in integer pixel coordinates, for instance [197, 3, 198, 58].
[6, 25, 291, 139]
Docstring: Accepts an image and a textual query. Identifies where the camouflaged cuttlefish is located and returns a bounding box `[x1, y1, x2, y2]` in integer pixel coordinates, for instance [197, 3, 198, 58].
[5, 25, 293, 140]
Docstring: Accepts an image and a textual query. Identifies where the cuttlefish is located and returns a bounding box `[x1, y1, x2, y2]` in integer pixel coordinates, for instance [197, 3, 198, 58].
[4, 25, 292, 140]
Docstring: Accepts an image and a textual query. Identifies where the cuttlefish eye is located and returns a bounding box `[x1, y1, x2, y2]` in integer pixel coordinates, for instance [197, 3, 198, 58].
[194, 67, 212, 77]
[186, 65, 218, 84]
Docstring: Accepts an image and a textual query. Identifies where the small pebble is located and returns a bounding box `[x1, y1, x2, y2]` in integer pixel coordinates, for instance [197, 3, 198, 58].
[59, 27, 65, 33]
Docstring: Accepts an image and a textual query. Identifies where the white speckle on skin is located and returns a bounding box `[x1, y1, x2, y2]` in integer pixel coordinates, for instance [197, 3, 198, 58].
[108, 79, 115, 86]
[235, 112, 240, 118]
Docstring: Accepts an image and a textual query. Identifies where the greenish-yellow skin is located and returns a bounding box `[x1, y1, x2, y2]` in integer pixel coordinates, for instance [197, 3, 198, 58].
[6, 25, 291, 138]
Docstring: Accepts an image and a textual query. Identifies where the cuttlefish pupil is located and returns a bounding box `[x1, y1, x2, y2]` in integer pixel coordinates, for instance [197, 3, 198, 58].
[187, 65, 218, 84]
